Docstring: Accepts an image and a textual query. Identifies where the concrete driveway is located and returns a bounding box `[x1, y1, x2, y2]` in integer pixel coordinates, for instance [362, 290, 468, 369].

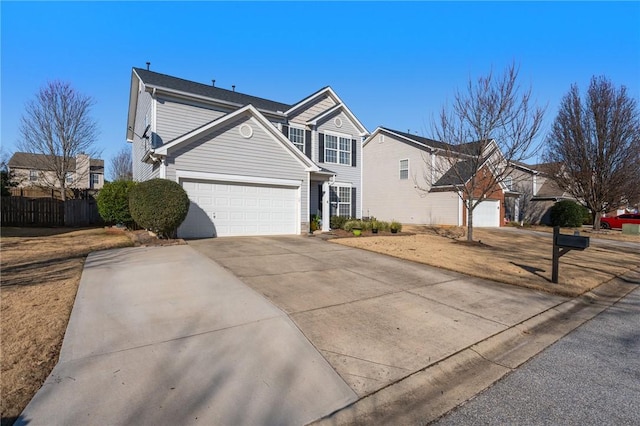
[189, 236, 571, 397]
[17, 245, 356, 426]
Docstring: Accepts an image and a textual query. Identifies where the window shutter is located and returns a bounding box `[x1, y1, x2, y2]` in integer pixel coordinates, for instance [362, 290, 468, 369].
[319, 133, 325, 163]
[282, 124, 289, 138]
[351, 139, 357, 167]
[351, 188, 357, 218]
[305, 130, 312, 156]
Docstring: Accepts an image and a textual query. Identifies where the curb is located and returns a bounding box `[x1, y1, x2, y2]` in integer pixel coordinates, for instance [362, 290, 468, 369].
[310, 267, 640, 426]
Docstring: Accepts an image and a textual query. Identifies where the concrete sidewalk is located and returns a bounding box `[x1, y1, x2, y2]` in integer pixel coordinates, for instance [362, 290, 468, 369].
[16, 245, 357, 426]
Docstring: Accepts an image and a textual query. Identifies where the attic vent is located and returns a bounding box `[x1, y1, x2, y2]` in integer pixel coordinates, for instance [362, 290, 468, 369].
[334, 117, 343, 128]
[232, 85, 236, 92]
[239, 123, 253, 139]
[146, 62, 150, 70]
[379, 134, 385, 144]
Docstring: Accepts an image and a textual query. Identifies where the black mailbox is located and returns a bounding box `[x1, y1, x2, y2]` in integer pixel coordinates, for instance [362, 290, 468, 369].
[555, 234, 590, 250]
[551, 227, 590, 283]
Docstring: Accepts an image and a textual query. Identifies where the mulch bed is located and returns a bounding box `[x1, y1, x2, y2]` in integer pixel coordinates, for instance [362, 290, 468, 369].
[314, 229, 413, 239]
[123, 229, 186, 247]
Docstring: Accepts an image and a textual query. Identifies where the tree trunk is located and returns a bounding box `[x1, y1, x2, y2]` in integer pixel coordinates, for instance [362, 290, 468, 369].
[467, 200, 474, 242]
[593, 211, 602, 231]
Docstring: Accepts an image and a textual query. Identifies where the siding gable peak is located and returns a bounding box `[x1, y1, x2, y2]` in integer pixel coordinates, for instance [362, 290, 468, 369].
[154, 104, 320, 172]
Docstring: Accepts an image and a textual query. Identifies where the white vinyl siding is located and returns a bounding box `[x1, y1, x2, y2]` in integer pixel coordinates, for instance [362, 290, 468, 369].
[166, 115, 309, 226]
[363, 132, 461, 225]
[156, 96, 228, 144]
[288, 94, 337, 124]
[132, 90, 155, 182]
[400, 159, 409, 180]
[288, 126, 305, 153]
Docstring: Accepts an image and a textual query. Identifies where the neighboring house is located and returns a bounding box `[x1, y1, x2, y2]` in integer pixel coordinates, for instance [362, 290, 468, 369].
[126, 67, 369, 238]
[503, 161, 540, 223]
[7, 152, 104, 191]
[362, 127, 509, 227]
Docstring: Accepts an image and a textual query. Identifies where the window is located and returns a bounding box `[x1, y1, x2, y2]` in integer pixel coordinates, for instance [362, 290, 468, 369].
[30, 170, 38, 181]
[330, 185, 352, 217]
[66, 172, 73, 183]
[90, 173, 100, 187]
[325, 133, 351, 165]
[399, 159, 409, 180]
[504, 176, 512, 190]
[288, 127, 305, 152]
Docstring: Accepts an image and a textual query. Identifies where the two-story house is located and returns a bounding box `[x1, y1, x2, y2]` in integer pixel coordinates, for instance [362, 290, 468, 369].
[362, 127, 510, 227]
[7, 152, 104, 192]
[126, 67, 368, 238]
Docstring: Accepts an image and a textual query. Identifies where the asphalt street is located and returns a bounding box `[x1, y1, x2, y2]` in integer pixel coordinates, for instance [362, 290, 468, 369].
[434, 286, 640, 426]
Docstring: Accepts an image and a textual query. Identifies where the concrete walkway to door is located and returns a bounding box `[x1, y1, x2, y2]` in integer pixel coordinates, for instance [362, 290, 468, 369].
[190, 235, 639, 424]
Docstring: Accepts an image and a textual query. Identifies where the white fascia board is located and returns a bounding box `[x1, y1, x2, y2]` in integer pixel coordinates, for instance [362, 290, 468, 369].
[175, 170, 301, 187]
[362, 127, 383, 147]
[285, 87, 336, 116]
[305, 101, 369, 137]
[379, 128, 435, 152]
[126, 70, 141, 141]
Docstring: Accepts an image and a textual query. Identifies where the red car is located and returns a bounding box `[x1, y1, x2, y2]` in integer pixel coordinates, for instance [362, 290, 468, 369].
[600, 213, 640, 229]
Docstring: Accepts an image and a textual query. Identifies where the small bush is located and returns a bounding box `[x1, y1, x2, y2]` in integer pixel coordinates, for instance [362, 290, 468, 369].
[129, 178, 190, 238]
[96, 180, 137, 227]
[330, 215, 350, 230]
[550, 200, 587, 227]
[344, 219, 365, 232]
[390, 221, 402, 232]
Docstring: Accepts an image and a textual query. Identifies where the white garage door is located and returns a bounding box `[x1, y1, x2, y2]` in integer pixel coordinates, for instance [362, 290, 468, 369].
[178, 179, 299, 238]
[469, 199, 500, 227]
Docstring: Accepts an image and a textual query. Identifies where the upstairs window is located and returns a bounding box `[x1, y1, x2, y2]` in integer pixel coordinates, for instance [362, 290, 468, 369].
[288, 127, 305, 153]
[504, 176, 512, 190]
[66, 172, 73, 183]
[399, 159, 409, 180]
[90, 173, 100, 187]
[325, 133, 351, 165]
[30, 170, 38, 181]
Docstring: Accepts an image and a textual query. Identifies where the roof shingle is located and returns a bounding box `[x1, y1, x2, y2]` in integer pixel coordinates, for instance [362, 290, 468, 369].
[134, 68, 291, 113]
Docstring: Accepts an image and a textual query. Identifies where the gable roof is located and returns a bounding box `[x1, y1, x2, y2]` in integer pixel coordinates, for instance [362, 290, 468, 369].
[8, 152, 104, 172]
[287, 86, 369, 136]
[432, 160, 476, 186]
[153, 105, 319, 171]
[366, 127, 485, 156]
[133, 68, 291, 113]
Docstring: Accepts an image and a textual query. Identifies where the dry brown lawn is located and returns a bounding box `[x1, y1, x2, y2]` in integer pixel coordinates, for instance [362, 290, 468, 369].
[332, 225, 640, 298]
[0, 227, 133, 425]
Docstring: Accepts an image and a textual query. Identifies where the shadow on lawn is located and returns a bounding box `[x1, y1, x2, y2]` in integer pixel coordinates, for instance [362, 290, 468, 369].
[510, 262, 551, 282]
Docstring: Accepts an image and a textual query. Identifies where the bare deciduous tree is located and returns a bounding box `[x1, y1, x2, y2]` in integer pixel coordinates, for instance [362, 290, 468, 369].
[423, 63, 545, 241]
[542, 76, 640, 230]
[109, 145, 133, 181]
[18, 81, 99, 200]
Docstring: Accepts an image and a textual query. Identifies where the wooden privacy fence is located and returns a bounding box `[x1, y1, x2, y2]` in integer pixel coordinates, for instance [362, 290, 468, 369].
[1, 197, 103, 227]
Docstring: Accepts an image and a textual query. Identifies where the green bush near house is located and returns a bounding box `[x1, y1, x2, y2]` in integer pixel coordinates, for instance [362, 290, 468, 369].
[330, 215, 350, 230]
[550, 200, 588, 227]
[129, 178, 190, 238]
[390, 221, 402, 232]
[96, 180, 137, 227]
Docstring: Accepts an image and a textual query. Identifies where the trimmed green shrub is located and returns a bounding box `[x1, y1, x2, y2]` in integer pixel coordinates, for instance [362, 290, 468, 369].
[330, 215, 350, 230]
[343, 219, 365, 232]
[129, 178, 190, 238]
[96, 180, 137, 227]
[550, 200, 587, 227]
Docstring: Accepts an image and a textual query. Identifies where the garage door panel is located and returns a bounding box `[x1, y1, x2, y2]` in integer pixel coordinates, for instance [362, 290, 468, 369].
[470, 200, 500, 227]
[178, 179, 299, 238]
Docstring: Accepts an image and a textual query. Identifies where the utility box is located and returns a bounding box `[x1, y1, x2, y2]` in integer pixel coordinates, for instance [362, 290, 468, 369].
[622, 223, 640, 235]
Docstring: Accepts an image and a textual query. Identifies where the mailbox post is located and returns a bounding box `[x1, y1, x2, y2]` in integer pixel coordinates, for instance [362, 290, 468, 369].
[552, 226, 590, 283]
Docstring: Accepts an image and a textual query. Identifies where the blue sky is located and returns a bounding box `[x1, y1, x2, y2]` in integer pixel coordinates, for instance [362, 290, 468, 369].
[2, 1, 639, 177]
